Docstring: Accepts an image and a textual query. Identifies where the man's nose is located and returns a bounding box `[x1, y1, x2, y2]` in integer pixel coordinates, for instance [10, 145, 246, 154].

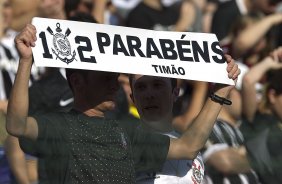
[144, 88, 156, 100]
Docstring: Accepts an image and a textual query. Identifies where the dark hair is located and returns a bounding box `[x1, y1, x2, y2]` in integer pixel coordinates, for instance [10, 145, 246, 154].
[65, 0, 94, 19]
[128, 74, 177, 92]
[65, 0, 80, 18]
[259, 68, 282, 111]
[68, 12, 98, 23]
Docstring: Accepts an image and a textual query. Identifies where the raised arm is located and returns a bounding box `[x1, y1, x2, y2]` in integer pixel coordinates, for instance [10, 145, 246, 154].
[92, 0, 108, 24]
[6, 24, 38, 140]
[233, 13, 282, 58]
[173, 81, 208, 133]
[168, 55, 240, 160]
[173, 0, 196, 32]
[242, 47, 282, 122]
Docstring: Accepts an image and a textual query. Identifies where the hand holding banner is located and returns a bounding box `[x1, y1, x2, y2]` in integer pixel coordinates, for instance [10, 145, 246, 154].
[31, 17, 234, 85]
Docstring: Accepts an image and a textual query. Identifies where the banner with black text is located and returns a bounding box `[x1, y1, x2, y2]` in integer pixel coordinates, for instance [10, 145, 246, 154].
[31, 17, 234, 85]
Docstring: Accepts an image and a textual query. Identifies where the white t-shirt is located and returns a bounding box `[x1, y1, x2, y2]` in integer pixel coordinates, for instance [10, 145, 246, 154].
[136, 131, 205, 184]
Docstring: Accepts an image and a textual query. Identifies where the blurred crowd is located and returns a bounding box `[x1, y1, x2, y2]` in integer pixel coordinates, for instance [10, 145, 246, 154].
[0, 0, 282, 184]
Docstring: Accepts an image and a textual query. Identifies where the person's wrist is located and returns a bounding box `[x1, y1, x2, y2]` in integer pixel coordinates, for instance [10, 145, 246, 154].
[20, 57, 33, 65]
[212, 83, 233, 98]
[209, 92, 232, 105]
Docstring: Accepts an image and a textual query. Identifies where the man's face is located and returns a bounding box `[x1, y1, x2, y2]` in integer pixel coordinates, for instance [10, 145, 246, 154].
[84, 71, 120, 105]
[131, 75, 176, 122]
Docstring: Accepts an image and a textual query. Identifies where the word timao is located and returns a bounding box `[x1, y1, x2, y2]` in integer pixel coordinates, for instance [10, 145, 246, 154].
[39, 30, 225, 75]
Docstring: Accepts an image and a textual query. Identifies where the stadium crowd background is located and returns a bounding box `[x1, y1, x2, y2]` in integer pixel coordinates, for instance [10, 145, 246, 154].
[1, 0, 282, 183]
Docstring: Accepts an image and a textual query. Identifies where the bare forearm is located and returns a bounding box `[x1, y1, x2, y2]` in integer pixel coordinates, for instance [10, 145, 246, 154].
[6, 59, 32, 137]
[242, 57, 275, 121]
[244, 57, 274, 84]
[184, 99, 222, 149]
[4, 136, 30, 184]
[233, 15, 281, 57]
[92, 0, 107, 23]
[177, 56, 239, 158]
[173, 82, 208, 132]
[173, 1, 195, 32]
[169, 98, 223, 160]
[182, 82, 207, 122]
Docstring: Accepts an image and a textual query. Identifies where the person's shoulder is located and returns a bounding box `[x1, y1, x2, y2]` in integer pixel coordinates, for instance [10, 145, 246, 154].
[32, 111, 69, 125]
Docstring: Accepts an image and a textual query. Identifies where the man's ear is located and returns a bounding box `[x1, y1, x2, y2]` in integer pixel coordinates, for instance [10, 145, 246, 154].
[172, 87, 180, 102]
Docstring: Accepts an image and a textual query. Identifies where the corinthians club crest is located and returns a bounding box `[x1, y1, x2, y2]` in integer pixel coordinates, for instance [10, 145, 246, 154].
[47, 23, 76, 64]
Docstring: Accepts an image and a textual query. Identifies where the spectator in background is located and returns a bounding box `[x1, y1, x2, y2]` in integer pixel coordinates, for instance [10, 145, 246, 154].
[0, 121, 10, 184]
[9, 0, 40, 32]
[0, 0, 18, 113]
[38, 0, 66, 19]
[0, 1, 18, 183]
[241, 47, 282, 142]
[65, 0, 93, 19]
[202, 86, 260, 184]
[201, 0, 218, 33]
[4, 1, 65, 183]
[127, 0, 207, 133]
[130, 74, 205, 184]
[126, 0, 201, 32]
[211, 0, 282, 41]
[220, 13, 276, 66]
[241, 47, 282, 183]
[1, 0, 17, 60]
[64, 0, 104, 23]
[230, 13, 282, 60]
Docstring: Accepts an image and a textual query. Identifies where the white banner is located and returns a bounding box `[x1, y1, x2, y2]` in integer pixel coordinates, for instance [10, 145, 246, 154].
[31, 17, 233, 85]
